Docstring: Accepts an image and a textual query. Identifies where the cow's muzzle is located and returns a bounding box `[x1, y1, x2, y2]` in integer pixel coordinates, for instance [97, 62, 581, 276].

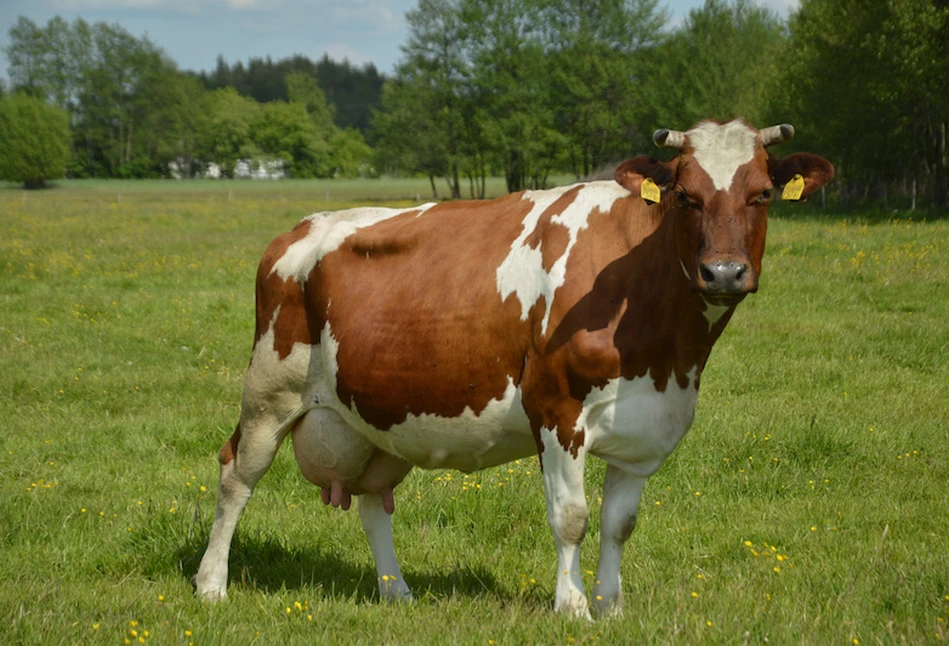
[696, 259, 758, 300]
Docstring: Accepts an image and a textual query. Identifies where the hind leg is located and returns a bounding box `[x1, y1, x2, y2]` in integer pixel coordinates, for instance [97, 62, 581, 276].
[292, 408, 415, 600]
[193, 410, 294, 600]
[359, 493, 413, 602]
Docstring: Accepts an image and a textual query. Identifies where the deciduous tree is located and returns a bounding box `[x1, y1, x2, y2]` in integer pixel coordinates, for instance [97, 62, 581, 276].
[0, 93, 71, 188]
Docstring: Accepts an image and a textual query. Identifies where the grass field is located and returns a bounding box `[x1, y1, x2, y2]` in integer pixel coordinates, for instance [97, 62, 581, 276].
[2, 180, 948, 644]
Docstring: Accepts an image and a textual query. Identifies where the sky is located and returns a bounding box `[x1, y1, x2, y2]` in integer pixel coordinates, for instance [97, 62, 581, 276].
[0, 0, 800, 81]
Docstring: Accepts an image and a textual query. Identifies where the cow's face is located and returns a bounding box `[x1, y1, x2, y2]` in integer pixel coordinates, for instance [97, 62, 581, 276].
[615, 120, 834, 305]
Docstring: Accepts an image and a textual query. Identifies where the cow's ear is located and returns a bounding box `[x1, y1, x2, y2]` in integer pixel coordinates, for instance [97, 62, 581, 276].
[614, 157, 675, 203]
[768, 152, 834, 201]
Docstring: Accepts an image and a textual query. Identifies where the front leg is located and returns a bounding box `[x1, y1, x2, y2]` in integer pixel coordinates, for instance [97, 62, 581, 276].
[593, 464, 646, 617]
[539, 427, 591, 619]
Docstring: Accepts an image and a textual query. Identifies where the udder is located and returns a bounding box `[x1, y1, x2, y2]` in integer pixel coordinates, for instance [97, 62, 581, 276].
[291, 408, 412, 513]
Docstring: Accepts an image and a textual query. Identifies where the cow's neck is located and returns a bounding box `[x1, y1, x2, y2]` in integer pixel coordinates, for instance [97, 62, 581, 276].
[612, 201, 737, 392]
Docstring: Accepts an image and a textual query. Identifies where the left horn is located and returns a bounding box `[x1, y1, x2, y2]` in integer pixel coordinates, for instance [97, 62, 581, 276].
[653, 128, 686, 149]
[760, 123, 795, 147]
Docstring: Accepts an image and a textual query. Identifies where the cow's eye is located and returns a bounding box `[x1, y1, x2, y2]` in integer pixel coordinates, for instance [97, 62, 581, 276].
[754, 189, 773, 204]
[675, 190, 695, 208]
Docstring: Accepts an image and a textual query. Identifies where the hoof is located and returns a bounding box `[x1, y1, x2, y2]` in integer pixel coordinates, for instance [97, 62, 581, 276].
[192, 575, 227, 602]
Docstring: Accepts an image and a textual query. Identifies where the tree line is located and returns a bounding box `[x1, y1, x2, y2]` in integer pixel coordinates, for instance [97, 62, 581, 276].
[0, 16, 378, 182]
[1, 0, 947, 208]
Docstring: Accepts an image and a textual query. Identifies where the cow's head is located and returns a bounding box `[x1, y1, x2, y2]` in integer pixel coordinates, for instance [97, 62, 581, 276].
[615, 119, 834, 305]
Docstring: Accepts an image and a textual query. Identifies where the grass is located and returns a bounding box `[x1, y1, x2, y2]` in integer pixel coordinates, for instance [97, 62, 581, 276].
[1, 180, 948, 644]
[0, 175, 575, 203]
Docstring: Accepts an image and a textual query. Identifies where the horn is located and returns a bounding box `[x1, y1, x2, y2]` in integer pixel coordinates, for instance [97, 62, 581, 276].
[760, 123, 795, 147]
[653, 128, 686, 149]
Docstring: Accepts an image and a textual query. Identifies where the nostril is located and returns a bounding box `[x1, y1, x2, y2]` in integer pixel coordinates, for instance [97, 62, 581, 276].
[734, 263, 748, 283]
[700, 263, 717, 285]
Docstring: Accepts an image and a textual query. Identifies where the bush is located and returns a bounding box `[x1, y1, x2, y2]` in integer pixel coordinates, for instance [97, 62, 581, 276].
[0, 93, 71, 189]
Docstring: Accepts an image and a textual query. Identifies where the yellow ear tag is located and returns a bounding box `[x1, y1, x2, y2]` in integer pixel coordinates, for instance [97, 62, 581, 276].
[782, 174, 805, 201]
[640, 178, 661, 204]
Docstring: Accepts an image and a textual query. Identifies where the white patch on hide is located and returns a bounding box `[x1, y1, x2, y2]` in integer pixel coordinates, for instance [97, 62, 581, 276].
[688, 120, 757, 191]
[312, 321, 534, 473]
[495, 185, 574, 322]
[580, 368, 699, 478]
[702, 301, 730, 327]
[496, 181, 627, 334]
[271, 203, 437, 282]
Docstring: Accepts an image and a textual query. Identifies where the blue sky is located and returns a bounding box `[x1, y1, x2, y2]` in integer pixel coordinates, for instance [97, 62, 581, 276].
[0, 0, 799, 80]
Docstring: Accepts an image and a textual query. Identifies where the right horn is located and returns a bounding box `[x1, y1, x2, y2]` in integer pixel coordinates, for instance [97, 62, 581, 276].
[760, 123, 795, 147]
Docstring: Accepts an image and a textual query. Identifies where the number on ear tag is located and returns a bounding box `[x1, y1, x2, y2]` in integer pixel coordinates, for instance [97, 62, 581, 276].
[782, 174, 805, 201]
[640, 178, 661, 204]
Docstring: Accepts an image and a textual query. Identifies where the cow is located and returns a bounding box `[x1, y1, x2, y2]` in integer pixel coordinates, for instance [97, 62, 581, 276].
[193, 119, 833, 618]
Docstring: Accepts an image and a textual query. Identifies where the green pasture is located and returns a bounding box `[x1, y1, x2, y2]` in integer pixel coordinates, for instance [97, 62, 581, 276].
[1, 176, 542, 203]
[1, 181, 948, 644]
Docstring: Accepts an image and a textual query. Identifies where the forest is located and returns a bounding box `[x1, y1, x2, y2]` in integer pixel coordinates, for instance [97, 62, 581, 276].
[1, 0, 947, 207]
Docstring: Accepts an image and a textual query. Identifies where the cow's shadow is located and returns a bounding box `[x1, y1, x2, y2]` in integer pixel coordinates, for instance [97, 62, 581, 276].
[176, 532, 526, 606]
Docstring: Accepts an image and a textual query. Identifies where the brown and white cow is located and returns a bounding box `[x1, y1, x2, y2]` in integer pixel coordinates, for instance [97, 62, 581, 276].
[194, 119, 833, 617]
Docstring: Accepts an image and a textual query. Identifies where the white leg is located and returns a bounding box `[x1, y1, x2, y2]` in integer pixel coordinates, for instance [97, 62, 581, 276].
[592, 465, 645, 617]
[358, 493, 413, 602]
[193, 421, 287, 600]
[539, 429, 591, 619]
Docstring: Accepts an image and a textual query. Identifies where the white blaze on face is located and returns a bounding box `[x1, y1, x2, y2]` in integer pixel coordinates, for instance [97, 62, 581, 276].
[687, 120, 757, 191]
[496, 182, 627, 335]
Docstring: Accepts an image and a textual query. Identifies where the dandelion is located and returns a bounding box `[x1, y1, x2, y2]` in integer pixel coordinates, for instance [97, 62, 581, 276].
[691, 591, 699, 598]
[773, 567, 781, 574]
[158, 595, 164, 602]
[184, 631, 192, 637]
[706, 621, 713, 627]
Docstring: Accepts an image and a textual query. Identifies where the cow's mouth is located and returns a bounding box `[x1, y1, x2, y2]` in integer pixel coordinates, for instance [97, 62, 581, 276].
[702, 293, 747, 307]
